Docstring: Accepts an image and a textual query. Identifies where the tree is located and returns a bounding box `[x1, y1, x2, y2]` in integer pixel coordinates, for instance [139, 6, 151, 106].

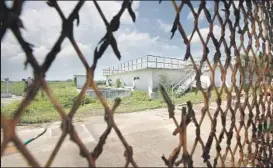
[159, 74, 171, 93]
[116, 78, 121, 88]
[96, 80, 106, 86]
[241, 52, 273, 84]
[73, 76, 77, 87]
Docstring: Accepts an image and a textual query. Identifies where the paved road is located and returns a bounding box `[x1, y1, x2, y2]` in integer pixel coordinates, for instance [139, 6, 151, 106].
[1, 101, 247, 167]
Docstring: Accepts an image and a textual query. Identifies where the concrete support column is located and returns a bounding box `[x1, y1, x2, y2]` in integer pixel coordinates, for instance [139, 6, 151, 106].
[132, 79, 135, 90]
[148, 84, 153, 99]
[148, 71, 153, 99]
[106, 76, 110, 86]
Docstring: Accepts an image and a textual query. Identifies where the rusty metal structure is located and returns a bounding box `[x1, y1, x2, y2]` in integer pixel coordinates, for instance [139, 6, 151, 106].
[1, 0, 272, 167]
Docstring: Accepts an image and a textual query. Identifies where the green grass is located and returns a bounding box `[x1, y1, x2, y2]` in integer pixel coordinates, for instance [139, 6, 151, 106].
[1, 81, 94, 124]
[2, 81, 231, 124]
[74, 89, 225, 119]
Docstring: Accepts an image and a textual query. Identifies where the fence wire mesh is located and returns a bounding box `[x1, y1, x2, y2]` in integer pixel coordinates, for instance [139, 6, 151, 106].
[1, 0, 272, 167]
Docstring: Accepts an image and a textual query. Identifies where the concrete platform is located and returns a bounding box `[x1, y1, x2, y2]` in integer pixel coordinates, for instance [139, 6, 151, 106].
[1, 101, 254, 167]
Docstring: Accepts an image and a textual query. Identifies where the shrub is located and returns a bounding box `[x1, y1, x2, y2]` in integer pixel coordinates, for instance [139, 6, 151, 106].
[116, 78, 122, 88]
[52, 87, 78, 108]
[82, 96, 96, 105]
[96, 80, 106, 86]
[2, 99, 56, 124]
[72, 95, 95, 106]
[73, 77, 77, 87]
[130, 91, 149, 101]
[1, 81, 97, 123]
[159, 74, 172, 93]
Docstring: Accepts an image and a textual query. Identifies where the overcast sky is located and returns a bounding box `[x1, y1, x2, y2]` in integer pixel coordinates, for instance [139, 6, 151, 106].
[2, 1, 255, 81]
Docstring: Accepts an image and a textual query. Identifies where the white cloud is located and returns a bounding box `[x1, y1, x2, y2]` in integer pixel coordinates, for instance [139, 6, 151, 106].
[233, 1, 240, 8]
[157, 19, 172, 33]
[1, 1, 185, 81]
[187, 25, 224, 43]
[1, 1, 141, 80]
[186, 7, 206, 21]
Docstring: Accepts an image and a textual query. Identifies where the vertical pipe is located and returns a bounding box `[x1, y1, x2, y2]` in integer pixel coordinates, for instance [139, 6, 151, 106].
[147, 56, 149, 68]
[141, 57, 143, 69]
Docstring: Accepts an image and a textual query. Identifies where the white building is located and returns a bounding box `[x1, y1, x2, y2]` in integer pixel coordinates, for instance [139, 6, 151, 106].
[102, 55, 242, 95]
[200, 66, 241, 88]
[74, 75, 86, 89]
[103, 55, 192, 91]
[73, 55, 242, 98]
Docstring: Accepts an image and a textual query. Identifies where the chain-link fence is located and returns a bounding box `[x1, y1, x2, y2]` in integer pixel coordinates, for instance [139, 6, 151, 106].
[1, 0, 272, 167]
[161, 0, 273, 167]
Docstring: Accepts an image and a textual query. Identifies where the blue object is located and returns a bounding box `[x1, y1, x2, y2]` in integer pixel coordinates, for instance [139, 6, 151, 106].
[23, 128, 47, 145]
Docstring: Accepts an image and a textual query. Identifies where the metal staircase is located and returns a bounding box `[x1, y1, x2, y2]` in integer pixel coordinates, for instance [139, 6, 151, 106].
[168, 63, 192, 85]
[171, 69, 196, 97]
[171, 66, 209, 97]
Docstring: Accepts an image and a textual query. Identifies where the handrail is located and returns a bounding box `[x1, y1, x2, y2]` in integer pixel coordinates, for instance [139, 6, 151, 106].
[172, 69, 195, 90]
[102, 55, 190, 76]
[171, 66, 210, 97]
[169, 64, 194, 85]
[171, 70, 195, 97]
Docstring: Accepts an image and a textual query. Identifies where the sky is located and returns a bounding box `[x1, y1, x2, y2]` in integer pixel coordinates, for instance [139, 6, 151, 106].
[1, 1, 259, 81]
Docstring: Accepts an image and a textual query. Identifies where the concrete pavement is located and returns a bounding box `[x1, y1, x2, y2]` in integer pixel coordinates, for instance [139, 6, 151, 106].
[1, 101, 249, 167]
[1, 95, 23, 107]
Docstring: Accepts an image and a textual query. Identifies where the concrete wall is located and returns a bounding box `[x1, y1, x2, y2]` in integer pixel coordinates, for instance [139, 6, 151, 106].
[86, 88, 131, 99]
[105, 65, 255, 92]
[106, 68, 189, 92]
[202, 67, 240, 87]
[106, 69, 152, 91]
[1, 93, 12, 98]
[151, 68, 188, 89]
